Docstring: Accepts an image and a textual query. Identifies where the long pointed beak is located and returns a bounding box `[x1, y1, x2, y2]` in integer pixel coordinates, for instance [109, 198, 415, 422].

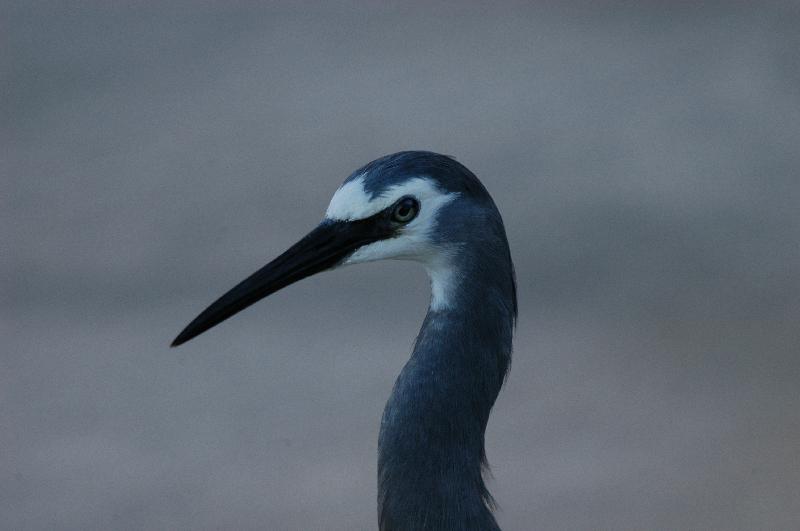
[171, 219, 388, 347]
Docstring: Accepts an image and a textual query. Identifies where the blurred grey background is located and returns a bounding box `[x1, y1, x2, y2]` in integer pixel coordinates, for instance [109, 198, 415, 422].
[4, 2, 800, 530]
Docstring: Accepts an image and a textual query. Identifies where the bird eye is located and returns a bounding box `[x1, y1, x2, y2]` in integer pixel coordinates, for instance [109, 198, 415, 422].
[391, 197, 419, 223]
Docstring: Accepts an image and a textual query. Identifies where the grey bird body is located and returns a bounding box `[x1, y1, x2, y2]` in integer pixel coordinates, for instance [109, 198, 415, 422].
[173, 152, 516, 530]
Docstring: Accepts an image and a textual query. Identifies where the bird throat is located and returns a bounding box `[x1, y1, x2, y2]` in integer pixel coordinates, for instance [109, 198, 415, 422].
[377, 258, 515, 531]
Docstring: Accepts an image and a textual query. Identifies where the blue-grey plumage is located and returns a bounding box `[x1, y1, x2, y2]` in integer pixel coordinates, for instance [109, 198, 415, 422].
[172, 151, 517, 531]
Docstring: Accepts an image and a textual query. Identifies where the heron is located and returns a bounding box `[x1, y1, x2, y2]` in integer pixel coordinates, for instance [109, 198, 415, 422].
[172, 151, 517, 531]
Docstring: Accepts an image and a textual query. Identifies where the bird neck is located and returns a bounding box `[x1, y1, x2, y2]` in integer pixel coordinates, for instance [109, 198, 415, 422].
[377, 247, 516, 531]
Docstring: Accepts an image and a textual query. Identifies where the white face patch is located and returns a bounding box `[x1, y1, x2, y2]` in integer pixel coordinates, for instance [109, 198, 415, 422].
[326, 175, 454, 223]
[325, 175, 461, 310]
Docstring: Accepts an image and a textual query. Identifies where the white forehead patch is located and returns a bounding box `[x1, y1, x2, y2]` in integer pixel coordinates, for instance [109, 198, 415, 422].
[326, 175, 451, 222]
[325, 174, 372, 221]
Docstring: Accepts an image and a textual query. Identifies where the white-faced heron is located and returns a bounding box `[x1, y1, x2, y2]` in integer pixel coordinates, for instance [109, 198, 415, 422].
[173, 151, 517, 530]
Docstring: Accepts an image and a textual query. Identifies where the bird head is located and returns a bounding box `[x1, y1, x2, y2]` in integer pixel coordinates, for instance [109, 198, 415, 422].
[172, 151, 501, 346]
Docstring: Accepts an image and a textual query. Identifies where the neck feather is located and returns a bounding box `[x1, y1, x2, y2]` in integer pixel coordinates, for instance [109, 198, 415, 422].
[377, 245, 516, 531]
